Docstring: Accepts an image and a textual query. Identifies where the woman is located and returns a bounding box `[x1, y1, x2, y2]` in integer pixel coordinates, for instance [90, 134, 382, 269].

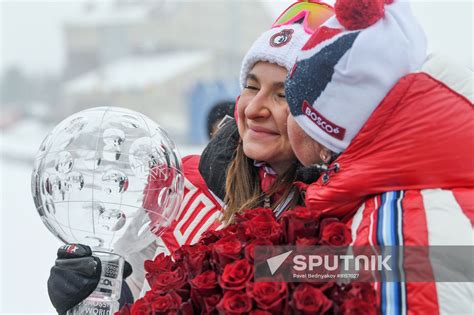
[47, 3, 335, 313]
[138, 12, 333, 296]
[201, 0, 335, 224]
[284, 0, 473, 314]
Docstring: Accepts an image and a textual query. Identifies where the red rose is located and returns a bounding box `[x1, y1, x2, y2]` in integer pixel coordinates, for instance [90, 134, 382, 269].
[290, 281, 336, 295]
[211, 235, 242, 270]
[199, 229, 224, 246]
[219, 259, 253, 291]
[250, 311, 273, 315]
[295, 237, 319, 246]
[243, 211, 282, 243]
[235, 208, 274, 223]
[191, 292, 222, 315]
[308, 280, 336, 293]
[327, 284, 346, 305]
[115, 303, 131, 315]
[144, 253, 175, 286]
[150, 291, 182, 314]
[150, 266, 189, 300]
[291, 284, 333, 315]
[218, 223, 248, 242]
[244, 239, 273, 263]
[216, 291, 252, 315]
[179, 244, 210, 277]
[281, 206, 320, 244]
[190, 270, 219, 297]
[345, 283, 376, 306]
[179, 299, 195, 315]
[247, 281, 288, 312]
[202, 293, 222, 314]
[172, 250, 185, 264]
[130, 298, 151, 314]
[319, 218, 352, 246]
[340, 298, 377, 315]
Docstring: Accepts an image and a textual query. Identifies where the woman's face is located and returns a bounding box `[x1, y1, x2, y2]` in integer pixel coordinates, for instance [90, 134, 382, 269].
[287, 114, 325, 167]
[237, 61, 296, 174]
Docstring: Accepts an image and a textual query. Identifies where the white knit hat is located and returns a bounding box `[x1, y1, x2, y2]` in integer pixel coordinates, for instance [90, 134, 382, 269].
[239, 23, 312, 90]
[286, 0, 427, 153]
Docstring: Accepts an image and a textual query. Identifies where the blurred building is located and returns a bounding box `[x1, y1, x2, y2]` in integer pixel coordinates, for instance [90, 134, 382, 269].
[61, 0, 273, 142]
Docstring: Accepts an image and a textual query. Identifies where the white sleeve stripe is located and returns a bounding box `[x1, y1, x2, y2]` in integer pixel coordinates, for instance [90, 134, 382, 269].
[396, 191, 407, 315]
[176, 179, 199, 221]
[421, 188, 474, 315]
[421, 189, 472, 246]
[189, 210, 222, 245]
[174, 196, 216, 244]
[350, 202, 365, 246]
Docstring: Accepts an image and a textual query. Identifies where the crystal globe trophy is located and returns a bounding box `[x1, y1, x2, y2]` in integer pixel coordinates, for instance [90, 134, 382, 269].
[31, 107, 184, 314]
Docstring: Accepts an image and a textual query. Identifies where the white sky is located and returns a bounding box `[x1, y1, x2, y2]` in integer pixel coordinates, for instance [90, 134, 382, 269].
[0, 0, 472, 76]
[0, 0, 86, 76]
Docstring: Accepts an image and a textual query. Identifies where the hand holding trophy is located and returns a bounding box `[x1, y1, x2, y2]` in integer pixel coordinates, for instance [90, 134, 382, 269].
[31, 107, 184, 314]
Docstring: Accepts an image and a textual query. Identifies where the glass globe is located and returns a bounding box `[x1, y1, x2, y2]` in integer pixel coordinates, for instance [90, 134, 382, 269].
[31, 107, 184, 251]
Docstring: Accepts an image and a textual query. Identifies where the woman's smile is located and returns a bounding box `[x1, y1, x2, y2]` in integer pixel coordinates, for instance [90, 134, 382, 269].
[247, 125, 279, 137]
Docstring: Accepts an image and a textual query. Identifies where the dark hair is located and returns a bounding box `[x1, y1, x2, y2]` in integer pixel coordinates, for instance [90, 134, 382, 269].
[207, 101, 235, 139]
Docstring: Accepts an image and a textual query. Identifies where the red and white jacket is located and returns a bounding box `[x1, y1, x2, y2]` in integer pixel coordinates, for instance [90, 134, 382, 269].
[153, 155, 224, 256]
[118, 155, 224, 297]
[305, 55, 473, 315]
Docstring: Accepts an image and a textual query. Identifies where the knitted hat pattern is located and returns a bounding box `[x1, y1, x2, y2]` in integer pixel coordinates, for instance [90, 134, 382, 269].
[286, 0, 427, 153]
[239, 23, 313, 90]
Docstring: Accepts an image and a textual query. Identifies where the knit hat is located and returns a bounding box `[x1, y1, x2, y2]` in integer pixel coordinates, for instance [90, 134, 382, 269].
[286, 0, 427, 153]
[239, 23, 313, 90]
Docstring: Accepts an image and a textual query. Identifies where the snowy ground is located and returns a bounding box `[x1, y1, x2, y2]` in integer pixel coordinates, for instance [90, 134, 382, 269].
[0, 119, 204, 314]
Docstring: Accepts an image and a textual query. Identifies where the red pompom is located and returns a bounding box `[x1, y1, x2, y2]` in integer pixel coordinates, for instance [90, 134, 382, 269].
[335, 0, 385, 30]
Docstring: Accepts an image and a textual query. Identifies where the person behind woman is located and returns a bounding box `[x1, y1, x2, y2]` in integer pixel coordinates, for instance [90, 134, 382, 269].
[47, 2, 335, 313]
[284, 0, 473, 313]
[206, 100, 235, 139]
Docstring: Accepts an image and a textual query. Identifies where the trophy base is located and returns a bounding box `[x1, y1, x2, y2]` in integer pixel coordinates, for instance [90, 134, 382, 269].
[67, 251, 124, 315]
[67, 299, 119, 315]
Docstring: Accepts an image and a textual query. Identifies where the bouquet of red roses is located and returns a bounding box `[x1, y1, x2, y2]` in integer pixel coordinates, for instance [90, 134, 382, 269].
[117, 207, 377, 314]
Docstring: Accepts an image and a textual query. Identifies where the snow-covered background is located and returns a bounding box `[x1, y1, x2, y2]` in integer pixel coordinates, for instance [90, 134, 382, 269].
[1, 0, 472, 314]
